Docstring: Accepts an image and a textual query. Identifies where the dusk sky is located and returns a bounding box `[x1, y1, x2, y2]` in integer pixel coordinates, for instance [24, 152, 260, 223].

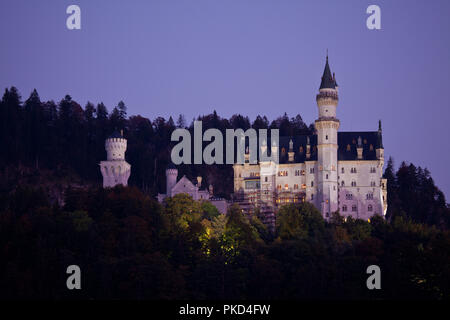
[1, 0, 449, 198]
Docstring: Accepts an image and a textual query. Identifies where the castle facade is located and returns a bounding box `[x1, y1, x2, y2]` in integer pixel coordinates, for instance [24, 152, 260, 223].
[233, 56, 387, 222]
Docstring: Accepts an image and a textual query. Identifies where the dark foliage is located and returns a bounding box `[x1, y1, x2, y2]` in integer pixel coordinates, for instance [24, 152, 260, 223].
[0, 187, 449, 300]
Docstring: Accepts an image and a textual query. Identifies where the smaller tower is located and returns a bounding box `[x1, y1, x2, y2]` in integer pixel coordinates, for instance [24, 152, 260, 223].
[357, 136, 363, 160]
[376, 120, 384, 161]
[288, 139, 295, 162]
[166, 163, 178, 197]
[100, 130, 131, 187]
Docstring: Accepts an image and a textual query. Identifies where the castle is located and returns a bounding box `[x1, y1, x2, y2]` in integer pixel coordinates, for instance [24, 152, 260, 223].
[233, 56, 387, 223]
[99, 56, 387, 223]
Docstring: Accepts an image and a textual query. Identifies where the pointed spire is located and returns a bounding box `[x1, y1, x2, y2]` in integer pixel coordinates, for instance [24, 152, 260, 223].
[377, 120, 384, 149]
[319, 52, 337, 90]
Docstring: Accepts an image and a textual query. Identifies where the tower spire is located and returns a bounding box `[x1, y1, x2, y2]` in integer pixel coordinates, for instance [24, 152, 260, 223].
[319, 53, 336, 90]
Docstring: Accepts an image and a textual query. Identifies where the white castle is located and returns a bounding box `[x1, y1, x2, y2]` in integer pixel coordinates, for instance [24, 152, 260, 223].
[233, 56, 387, 223]
[100, 130, 131, 188]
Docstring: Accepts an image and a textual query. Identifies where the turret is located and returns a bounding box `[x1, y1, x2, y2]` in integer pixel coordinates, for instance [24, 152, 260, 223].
[100, 130, 131, 188]
[316, 55, 339, 120]
[166, 163, 178, 197]
[357, 136, 363, 160]
[288, 139, 295, 162]
[105, 130, 127, 160]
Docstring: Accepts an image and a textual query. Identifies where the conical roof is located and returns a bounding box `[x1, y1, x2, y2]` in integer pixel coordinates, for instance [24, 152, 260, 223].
[319, 56, 337, 90]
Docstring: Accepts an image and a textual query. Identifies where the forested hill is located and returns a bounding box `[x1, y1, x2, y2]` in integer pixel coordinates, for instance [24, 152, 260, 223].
[0, 86, 448, 227]
[0, 86, 313, 198]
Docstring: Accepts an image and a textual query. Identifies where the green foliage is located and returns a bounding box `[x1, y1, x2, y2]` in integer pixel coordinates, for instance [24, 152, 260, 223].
[276, 202, 324, 241]
[200, 200, 220, 220]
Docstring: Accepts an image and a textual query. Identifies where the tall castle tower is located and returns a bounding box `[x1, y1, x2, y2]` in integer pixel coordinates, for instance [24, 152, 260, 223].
[315, 55, 340, 217]
[100, 130, 131, 188]
[165, 163, 178, 197]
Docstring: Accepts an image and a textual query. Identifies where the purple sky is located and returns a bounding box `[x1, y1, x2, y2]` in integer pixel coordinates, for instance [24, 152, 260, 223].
[1, 0, 449, 198]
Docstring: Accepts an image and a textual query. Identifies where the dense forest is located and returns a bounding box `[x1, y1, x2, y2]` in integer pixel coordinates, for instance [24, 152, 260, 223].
[0, 86, 312, 199]
[0, 86, 449, 299]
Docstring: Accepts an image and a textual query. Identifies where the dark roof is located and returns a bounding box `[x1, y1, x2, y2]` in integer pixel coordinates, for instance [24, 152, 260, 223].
[108, 130, 123, 139]
[275, 132, 382, 163]
[319, 56, 337, 90]
[167, 162, 176, 170]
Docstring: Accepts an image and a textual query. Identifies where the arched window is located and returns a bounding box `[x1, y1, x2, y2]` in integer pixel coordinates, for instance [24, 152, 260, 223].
[342, 205, 347, 212]
[368, 204, 373, 212]
[347, 144, 351, 151]
[341, 181, 345, 186]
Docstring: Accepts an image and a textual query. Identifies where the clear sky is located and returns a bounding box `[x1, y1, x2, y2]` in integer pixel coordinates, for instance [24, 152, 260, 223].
[1, 0, 449, 198]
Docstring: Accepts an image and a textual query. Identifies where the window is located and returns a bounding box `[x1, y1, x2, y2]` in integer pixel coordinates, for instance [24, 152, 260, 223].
[326, 174, 329, 179]
[341, 167, 345, 173]
[346, 144, 351, 151]
[284, 184, 289, 190]
[265, 177, 268, 182]
[325, 135, 328, 140]
[351, 167, 357, 173]
[311, 194, 314, 200]
[294, 184, 299, 190]
[299, 146, 304, 153]
[352, 205, 357, 212]
[341, 181, 345, 186]
[366, 193, 373, 200]
[351, 181, 356, 187]
[370, 167, 376, 173]
[371, 181, 376, 187]
[301, 170, 305, 176]
[368, 204, 373, 212]
[342, 205, 347, 212]
[370, 144, 374, 151]
[310, 168, 315, 174]
[311, 181, 314, 187]
[278, 171, 288, 177]
[346, 194, 353, 200]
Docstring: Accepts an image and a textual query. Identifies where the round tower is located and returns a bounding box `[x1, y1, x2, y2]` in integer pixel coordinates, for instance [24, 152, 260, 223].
[100, 130, 131, 188]
[166, 163, 178, 197]
[105, 130, 127, 160]
[315, 54, 340, 217]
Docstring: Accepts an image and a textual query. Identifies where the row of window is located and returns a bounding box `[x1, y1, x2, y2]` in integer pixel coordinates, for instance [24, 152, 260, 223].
[345, 193, 374, 200]
[277, 183, 310, 190]
[267, 166, 377, 178]
[341, 180, 377, 187]
[342, 204, 373, 212]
